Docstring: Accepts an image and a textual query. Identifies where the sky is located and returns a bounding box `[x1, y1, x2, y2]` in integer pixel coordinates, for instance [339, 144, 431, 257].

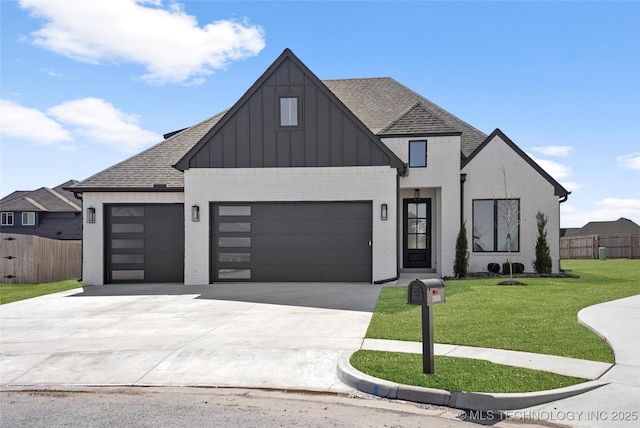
[1, 0, 638, 228]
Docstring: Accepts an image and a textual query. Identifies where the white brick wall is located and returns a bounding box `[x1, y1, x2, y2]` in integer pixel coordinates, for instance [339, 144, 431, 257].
[462, 135, 562, 273]
[385, 136, 462, 277]
[81, 192, 184, 285]
[184, 166, 398, 285]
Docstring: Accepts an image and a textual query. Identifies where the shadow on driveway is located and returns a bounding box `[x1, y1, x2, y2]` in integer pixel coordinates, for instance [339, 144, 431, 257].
[70, 282, 385, 312]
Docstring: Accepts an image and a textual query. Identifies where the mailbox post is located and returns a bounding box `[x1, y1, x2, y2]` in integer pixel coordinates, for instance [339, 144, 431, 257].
[408, 278, 446, 374]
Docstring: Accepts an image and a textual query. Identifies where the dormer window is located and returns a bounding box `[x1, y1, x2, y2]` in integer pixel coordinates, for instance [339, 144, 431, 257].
[22, 212, 36, 226]
[279, 96, 299, 127]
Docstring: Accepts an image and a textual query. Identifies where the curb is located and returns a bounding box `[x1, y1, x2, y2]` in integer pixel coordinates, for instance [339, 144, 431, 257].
[337, 352, 607, 411]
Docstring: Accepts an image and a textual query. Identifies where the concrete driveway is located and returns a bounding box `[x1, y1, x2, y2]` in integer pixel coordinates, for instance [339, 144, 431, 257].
[1, 283, 382, 392]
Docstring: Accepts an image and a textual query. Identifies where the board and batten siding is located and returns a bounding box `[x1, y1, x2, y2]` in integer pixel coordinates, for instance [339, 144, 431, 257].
[185, 57, 395, 170]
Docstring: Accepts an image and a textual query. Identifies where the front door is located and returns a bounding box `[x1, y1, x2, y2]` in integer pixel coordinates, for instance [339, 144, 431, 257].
[403, 199, 431, 269]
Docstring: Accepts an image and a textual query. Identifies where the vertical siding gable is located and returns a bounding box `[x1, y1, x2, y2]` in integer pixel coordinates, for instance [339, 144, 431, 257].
[180, 51, 400, 171]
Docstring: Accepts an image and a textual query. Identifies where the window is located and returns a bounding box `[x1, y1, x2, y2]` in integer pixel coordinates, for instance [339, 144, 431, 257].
[409, 140, 427, 167]
[1, 212, 14, 226]
[472, 199, 520, 252]
[280, 97, 298, 127]
[21, 212, 36, 226]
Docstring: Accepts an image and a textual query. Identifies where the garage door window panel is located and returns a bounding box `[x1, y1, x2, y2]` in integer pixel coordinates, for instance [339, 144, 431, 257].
[218, 237, 251, 247]
[219, 222, 251, 233]
[219, 269, 251, 279]
[112, 206, 145, 217]
[219, 206, 251, 216]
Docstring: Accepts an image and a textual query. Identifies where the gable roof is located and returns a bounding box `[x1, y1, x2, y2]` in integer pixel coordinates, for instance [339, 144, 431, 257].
[0, 181, 81, 212]
[462, 128, 570, 198]
[323, 78, 486, 156]
[564, 218, 640, 237]
[68, 49, 514, 192]
[174, 48, 405, 171]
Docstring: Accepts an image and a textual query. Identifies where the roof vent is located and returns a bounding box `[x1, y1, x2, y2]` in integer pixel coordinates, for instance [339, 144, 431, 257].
[153, 183, 167, 188]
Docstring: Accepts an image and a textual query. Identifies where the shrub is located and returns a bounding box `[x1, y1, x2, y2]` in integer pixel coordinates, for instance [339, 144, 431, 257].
[533, 211, 553, 274]
[502, 262, 525, 275]
[454, 221, 469, 278]
[487, 263, 501, 274]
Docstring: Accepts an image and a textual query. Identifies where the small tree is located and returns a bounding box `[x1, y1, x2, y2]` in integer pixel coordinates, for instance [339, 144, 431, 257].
[533, 211, 552, 274]
[499, 168, 521, 280]
[454, 221, 469, 278]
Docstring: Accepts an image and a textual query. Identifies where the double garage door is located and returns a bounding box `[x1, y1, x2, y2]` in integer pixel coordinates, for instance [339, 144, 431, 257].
[212, 202, 373, 282]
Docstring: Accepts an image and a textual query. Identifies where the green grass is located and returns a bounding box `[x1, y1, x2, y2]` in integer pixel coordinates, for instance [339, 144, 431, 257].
[0, 278, 83, 304]
[351, 350, 587, 393]
[366, 259, 640, 363]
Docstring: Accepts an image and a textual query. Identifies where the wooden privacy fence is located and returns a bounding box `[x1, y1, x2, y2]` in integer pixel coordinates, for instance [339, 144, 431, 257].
[560, 234, 640, 260]
[0, 233, 81, 284]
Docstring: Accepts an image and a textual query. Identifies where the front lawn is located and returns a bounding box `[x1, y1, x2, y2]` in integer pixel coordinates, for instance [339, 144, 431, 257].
[366, 259, 640, 363]
[351, 351, 587, 393]
[0, 278, 82, 304]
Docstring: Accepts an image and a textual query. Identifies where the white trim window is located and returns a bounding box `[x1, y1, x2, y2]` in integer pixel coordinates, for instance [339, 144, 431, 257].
[1, 212, 14, 226]
[21, 211, 36, 226]
[279, 96, 299, 127]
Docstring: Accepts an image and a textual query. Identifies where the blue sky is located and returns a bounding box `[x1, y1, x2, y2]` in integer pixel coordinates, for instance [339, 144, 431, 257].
[1, 0, 638, 228]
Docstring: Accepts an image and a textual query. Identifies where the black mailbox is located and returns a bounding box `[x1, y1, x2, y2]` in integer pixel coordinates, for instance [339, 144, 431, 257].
[408, 278, 446, 306]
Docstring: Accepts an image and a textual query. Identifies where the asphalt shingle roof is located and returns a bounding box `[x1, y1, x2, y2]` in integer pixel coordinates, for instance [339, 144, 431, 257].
[563, 218, 640, 237]
[71, 77, 487, 191]
[0, 181, 81, 212]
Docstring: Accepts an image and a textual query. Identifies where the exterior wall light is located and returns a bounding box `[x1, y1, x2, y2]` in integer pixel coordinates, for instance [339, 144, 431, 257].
[381, 203, 388, 221]
[191, 205, 200, 222]
[87, 207, 96, 224]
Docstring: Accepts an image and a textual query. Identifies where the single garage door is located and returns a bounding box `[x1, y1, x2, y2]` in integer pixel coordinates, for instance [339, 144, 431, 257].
[106, 204, 184, 283]
[212, 202, 372, 282]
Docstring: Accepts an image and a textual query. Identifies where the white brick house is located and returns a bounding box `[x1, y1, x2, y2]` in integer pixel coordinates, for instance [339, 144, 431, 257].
[69, 49, 569, 285]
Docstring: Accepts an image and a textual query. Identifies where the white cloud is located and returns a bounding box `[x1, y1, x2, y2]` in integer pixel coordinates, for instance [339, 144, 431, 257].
[48, 98, 162, 153]
[561, 198, 640, 228]
[0, 99, 72, 144]
[617, 153, 640, 170]
[528, 153, 572, 179]
[531, 145, 572, 157]
[19, 0, 266, 85]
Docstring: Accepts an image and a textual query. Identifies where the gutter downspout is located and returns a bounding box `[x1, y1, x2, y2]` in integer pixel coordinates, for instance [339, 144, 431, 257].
[460, 173, 467, 228]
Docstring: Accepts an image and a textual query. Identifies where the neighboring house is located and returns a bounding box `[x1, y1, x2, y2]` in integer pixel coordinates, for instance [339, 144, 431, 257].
[562, 218, 640, 238]
[69, 49, 569, 285]
[0, 180, 82, 240]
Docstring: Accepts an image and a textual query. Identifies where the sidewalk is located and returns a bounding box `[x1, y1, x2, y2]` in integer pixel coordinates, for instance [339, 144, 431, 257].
[338, 294, 640, 427]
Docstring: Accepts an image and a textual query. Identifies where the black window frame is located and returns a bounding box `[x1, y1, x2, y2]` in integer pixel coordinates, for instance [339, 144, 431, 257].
[408, 140, 427, 168]
[1, 211, 14, 226]
[472, 198, 520, 253]
[278, 95, 301, 129]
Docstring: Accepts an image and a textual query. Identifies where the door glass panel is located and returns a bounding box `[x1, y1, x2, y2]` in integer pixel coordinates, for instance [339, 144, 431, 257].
[112, 206, 144, 217]
[407, 235, 417, 250]
[112, 254, 145, 264]
[219, 269, 251, 279]
[219, 253, 251, 263]
[112, 239, 144, 249]
[112, 270, 144, 280]
[219, 206, 251, 216]
[112, 223, 144, 233]
[416, 234, 427, 249]
[218, 237, 251, 247]
[219, 222, 251, 232]
[407, 203, 417, 218]
[417, 203, 427, 218]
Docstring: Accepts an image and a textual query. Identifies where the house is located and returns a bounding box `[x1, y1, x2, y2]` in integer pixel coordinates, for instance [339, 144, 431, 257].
[0, 180, 82, 240]
[69, 49, 569, 285]
[562, 218, 640, 238]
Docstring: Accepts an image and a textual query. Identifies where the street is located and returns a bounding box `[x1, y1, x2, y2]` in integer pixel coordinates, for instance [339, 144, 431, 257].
[0, 387, 551, 428]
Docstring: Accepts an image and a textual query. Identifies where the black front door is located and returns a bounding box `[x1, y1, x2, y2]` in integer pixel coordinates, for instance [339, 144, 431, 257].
[403, 199, 431, 269]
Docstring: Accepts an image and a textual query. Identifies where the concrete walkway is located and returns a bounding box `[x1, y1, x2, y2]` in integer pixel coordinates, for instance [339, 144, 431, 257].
[342, 294, 640, 427]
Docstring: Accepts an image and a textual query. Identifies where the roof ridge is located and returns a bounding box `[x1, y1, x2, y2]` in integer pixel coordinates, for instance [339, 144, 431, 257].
[23, 197, 48, 211]
[45, 187, 81, 211]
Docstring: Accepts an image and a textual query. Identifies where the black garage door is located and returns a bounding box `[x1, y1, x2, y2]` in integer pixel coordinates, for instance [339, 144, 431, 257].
[106, 204, 184, 283]
[212, 202, 372, 282]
